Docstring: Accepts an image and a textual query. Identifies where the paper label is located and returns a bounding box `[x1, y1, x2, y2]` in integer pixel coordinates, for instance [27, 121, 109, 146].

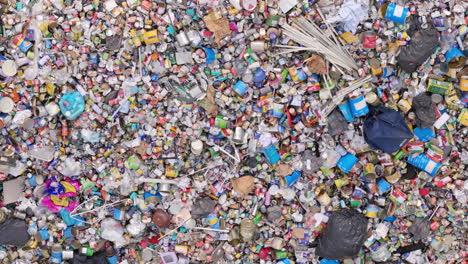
[354, 99, 367, 110]
[425, 160, 436, 173]
[394, 5, 404, 18]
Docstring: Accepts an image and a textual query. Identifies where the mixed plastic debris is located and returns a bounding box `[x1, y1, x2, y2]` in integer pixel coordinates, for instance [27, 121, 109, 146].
[0, 0, 467, 263]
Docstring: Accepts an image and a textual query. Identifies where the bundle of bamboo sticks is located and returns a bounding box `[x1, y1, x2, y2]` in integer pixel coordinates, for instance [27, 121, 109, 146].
[277, 16, 358, 74]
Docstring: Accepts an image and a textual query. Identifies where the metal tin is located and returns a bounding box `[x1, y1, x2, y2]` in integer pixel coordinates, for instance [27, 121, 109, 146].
[338, 101, 355, 122]
[445, 47, 466, 69]
[427, 79, 453, 95]
[349, 95, 369, 117]
[229, 227, 241, 245]
[240, 218, 256, 242]
[80, 246, 94, 256]
[317, 192, 331, 206]
[397, 99, 412, 113]
[50, 244, 63, 263]
[233, 80, 248, 96]
[106, 247, 118, 264]
[363, 163, 376, 181]
[365, 92, 380, 106]
[232, 126, 245, 144]
[337, 153, 358, 173]
[384, 3, 409, 24]
[62, 250, 74, 260]
[251, 40, 265, 53]
[362, 31, 377, 49]
[176, 32, 189, 46]
[272, 102, 284, 118]
[459, 76, 468, 92]
[0, 209, 7, 223]
[141, 248, 153, 261]
[158, 183, 171, 194]
[407, 153, 441, 176]
[369, 58, 382, 75]
[215, 115, 228, 128]
[28, 174, 44, 186]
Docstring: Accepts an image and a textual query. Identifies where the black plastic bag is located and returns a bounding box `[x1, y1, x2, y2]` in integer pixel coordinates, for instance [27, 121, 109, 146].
[0, 217, 30, 247]
[363, 105, 413, 154]
[398, 18, 439, 73]
[191, 197, 217, 219]
[316, 209, 368, 260]
[327, 109, 348, 137]
[413, 93, 437, 128]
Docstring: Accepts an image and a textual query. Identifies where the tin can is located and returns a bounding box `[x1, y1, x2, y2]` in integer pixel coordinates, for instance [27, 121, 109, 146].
[348, 95, 369, 117]
[366, 204, 380, 218]
[35, 229, 50, 241]
[215, 115, 228, 128]
[337, 153, 358, 173]
[362, 31, 377, 49]
[158, 183, 171, 194]
[384, 3, 409, 24]
[240, 218, 256, 242]
[427, 79, 453, 95]
[206, 213, 220, 228]
[251, 40, 265, 53]
[62, 250, 74, 260]
[0, 97, 14, 113]
[175, 32, 189, 46]
[334, 177, 349, 188]
[365, 92, 380, 106]
[232, 126, 245, 144]
[106, 247, 119, 264]
[229, 227, 241, 245]
[28, 174, 44, 186]
[0, 209, 6, 223]
[458, 108, 468, 126]
[80, 246, 94, 256]
[407, 153, 441, 176]
[459, 76, 468, 92]
[233, 80, 248, 96]
[50, 244, 63, 263]
[141, 248, 153, 261]
[317, 191, 331, 206]
[273, 250, 288, 260]
[272, 102, 284, 118]
[397, 99, 412, 113]
[363, 163, 376, 181]
[445, 47, 466, 69]
[338, 101, 354, 122]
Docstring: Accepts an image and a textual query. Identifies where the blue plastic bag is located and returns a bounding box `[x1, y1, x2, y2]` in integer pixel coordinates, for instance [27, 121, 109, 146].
[363, 105, 413, 154]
